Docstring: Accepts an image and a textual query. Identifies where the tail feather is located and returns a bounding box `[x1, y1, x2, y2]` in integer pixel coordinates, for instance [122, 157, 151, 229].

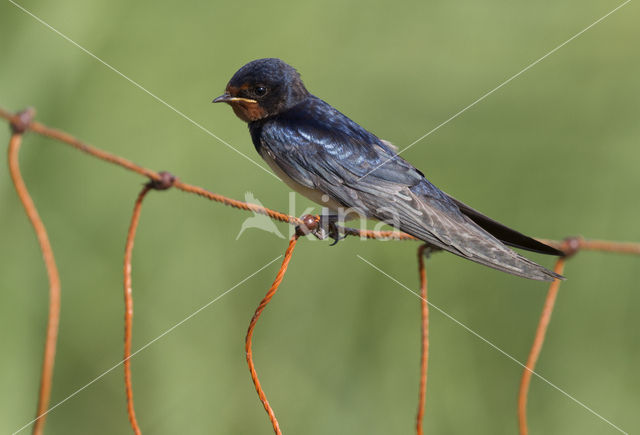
[454, 244, 564, 281]
[410, 223, 564, 281]
[445, 194, 564, 256]
[411, 223, 564, 281]
[396, 196, 564, 282]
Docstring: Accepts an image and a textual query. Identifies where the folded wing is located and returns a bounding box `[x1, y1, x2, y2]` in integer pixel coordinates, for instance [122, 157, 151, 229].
[254, 97, 563, 281]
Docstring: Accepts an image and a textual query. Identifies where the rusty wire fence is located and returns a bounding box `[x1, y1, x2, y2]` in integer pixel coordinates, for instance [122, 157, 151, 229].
[3, 106, 639, 435]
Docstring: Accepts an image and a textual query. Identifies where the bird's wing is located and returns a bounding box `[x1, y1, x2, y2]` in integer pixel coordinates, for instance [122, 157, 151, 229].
[257, 98, 561, 280]
[443, 194, 564, 255]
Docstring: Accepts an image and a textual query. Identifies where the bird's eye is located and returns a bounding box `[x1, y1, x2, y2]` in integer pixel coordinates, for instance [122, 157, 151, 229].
[253, 86, 268, 97]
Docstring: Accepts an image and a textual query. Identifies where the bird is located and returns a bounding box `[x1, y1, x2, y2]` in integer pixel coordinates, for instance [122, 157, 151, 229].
[212, 58, 564, 281]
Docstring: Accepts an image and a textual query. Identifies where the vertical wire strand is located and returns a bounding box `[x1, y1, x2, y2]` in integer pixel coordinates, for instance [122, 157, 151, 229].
[8, 132, 61, 435]
[416, 245, 430, 435]
[123, 186, 152, 435]
[245, 235, 299, 435]
[518, 258, 567, 435]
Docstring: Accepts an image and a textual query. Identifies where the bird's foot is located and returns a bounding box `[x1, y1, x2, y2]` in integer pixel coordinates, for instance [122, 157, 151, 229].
[314, 222, 344, 246]
[327, 223, 345, 246]
[318, 215, 344, 246]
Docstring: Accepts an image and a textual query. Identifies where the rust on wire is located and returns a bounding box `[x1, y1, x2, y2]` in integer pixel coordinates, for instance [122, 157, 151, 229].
[339, 225, 417, 240]
[245, 234, 300, 435]
[296, 213, 320, 235]
[7, 108, 60, 435]
[416, 245, 430, 435]
[123, 186, 153, 435]
[123, 177, 177, 434]
[3, 106, 640, 434]
[148, 171, 176, 191]
[517, 236, 581, 435]
[518, 258, 566, 435]
[538, 236, 640, 256]
[1, 105, 639, 254]
[174, 180, 299, 225]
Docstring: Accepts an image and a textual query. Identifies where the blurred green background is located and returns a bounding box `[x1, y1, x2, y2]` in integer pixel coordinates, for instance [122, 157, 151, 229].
[1, 0, 638, 433]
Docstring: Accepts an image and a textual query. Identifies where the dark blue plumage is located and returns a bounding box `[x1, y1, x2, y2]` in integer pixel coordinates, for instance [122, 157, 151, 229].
[213, 58, 563, 281]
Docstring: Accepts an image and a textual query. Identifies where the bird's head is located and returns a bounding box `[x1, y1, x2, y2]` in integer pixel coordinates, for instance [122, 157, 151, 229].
[212, 58, 310, 122]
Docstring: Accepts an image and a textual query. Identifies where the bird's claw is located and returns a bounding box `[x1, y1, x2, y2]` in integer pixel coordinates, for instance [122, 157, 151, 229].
[313, 226, 328, 240]
[322, 219, 343, 246]
[310, 222, 344, 246]
[328, 229, 345, 246]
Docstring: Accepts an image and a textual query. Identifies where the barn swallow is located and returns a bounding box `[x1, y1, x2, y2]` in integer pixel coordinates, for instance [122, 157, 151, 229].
[213, 58, 564, 281]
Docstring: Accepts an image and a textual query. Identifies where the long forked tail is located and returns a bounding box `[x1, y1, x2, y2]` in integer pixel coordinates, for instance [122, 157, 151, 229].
[445, 194, 564, 257]
[400, 202, 564, 281]
[457, 246, 564, 281]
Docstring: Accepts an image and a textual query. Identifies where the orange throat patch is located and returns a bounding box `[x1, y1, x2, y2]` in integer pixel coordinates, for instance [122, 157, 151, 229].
[230, 100, 267, 122]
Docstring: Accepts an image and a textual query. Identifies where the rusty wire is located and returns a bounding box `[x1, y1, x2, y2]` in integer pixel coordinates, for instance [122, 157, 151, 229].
[415, 245, 430, 435]
[515, 237, 582, 435]
[123, 186, 152, 435]
[245, 234, 300, 435]
[0, 107, 300, 227]
[7, 109, 60, 435]
[3, 106, 640, 435]
[517, 257, 566, 435]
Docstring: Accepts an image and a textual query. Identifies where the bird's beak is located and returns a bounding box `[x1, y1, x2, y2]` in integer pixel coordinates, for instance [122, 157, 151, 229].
[212, 93, 257, 104]
[212, 93, 232, 103]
